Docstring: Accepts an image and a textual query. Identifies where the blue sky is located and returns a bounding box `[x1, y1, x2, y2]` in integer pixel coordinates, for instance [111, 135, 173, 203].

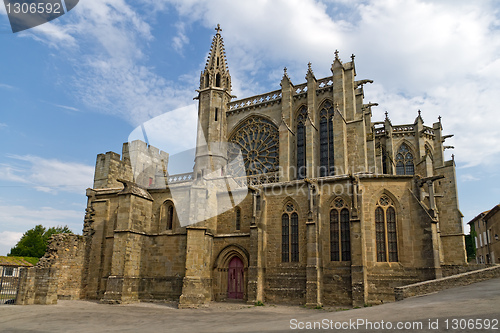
[1, 0, 500, 255]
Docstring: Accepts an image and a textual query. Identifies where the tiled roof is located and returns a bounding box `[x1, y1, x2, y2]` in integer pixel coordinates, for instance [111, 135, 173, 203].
[0, 256, 35, 267]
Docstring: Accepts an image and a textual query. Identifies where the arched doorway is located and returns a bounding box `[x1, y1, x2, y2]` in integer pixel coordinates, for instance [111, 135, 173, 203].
[227, 256, 244, 299]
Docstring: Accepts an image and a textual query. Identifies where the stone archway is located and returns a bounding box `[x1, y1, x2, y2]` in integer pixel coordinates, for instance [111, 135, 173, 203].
[212, 245, 249, 301]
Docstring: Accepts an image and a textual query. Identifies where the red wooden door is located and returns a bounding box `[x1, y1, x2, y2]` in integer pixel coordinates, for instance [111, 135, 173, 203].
[227, 256, 244, 299]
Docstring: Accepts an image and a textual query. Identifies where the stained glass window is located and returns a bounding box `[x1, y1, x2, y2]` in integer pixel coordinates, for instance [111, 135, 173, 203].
[228, 116, 279, 176]
[395, 143, 414, 175]
[375, 195, 398, 262]
[330, 198, 350, 261]
[297, 106, 307, 180]
[319, 101, 335, 177]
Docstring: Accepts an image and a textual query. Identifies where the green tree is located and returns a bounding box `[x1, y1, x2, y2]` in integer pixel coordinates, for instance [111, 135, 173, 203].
[8, 225, 73, 258]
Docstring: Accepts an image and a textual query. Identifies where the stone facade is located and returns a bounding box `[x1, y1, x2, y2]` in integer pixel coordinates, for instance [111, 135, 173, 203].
[469, 204, 500, 264]
[30, 27, 468, 307]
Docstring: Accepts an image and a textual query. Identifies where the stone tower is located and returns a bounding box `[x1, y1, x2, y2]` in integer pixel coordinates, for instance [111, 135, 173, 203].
[193, 24, 233, 178]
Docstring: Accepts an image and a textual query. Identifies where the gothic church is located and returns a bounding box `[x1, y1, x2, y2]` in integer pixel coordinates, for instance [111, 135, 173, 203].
[80, 26, 466, 308]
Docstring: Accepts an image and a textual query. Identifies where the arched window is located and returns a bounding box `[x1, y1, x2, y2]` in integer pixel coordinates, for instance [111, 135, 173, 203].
[297, 106, 307, 179]
[282, 203, 299, 262]
[235, 207, 241, 231]
[395, 143, 414, 175]
[375, 195, 398, 262]
[319, 101, 335, 177]
[330, 198, 350, 261]
[161, 201, 175, 230]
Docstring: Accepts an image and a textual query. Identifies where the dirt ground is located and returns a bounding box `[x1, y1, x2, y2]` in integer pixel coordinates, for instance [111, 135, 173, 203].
[1, 278, 499, 333]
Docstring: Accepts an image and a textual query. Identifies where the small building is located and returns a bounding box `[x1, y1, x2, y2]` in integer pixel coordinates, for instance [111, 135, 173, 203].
[0, 257, 34, 278]
[468, 204, 500, 264]
[0, 257, 34, 304]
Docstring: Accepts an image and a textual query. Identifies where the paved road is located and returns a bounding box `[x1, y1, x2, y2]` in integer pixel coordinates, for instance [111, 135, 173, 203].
[1, 278, 499, 333]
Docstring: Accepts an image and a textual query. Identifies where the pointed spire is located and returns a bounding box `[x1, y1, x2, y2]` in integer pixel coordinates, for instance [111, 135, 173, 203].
[203, 24, 229, 73]
[282, 67, 291, 80]
[331, 49, 343, 71]
[281, 66, 292, 87]
[306, 62, 316, 81]
[200, 25, 231, 91]
[415, 109, 424, 124]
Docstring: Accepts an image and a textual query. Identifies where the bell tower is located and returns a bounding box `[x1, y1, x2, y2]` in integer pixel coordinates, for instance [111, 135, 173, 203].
[194, 24, 233, 178]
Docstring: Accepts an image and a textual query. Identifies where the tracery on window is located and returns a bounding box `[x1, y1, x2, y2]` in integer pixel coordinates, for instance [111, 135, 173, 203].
[282, 203, 299, 262]
[319, 101, 335, 177]
[228, 116, 279, 176]
[375, 195, 398, 262]
[395, 143, 414, 175]
[330, 198, 350, 261]
[297, 106, 307, 180]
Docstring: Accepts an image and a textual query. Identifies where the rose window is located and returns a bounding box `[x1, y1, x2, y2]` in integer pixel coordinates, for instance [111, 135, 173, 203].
[228, 116, 279, 175]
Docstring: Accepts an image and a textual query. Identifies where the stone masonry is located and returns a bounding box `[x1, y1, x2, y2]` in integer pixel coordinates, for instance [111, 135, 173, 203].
[19, 26, 469, 308]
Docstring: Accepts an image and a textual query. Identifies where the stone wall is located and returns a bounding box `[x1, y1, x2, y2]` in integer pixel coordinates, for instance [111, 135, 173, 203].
[17, 234, 86, 304]
[395, 265, 500, 301]
[441, 264, 488, 277]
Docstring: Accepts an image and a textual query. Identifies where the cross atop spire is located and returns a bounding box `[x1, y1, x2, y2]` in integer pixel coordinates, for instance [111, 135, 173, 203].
[334, 49, 340, 60]
[215, 24, 222, 34]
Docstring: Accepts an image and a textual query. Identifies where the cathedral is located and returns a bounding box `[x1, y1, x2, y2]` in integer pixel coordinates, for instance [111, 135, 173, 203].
[79, 26, 467, 308]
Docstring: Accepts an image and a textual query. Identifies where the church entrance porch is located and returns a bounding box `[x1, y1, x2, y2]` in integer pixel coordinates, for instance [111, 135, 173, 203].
[212, 245, 249, 302]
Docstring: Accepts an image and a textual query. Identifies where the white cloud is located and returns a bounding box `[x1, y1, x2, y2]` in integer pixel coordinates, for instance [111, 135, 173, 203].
[0, 204, 84, 256]
[0, 206, 82, 255]
[0, 231, 23, 256]
[0, 231, 23, 247]
[0, 83, 14, 89]
[54, 104, 80, 112]
[460, 174, 480, 182]
[0, 155, 94, 194]
[0, 205, 82, 227]
[13, 0, 500, 168]
[172, 21, 189, 54]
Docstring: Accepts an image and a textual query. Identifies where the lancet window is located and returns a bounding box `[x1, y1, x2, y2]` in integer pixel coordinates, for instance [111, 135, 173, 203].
[297, 106, 307, 180]
[375, 195, 398, 262]
[330, 198, 350, 261]
[319, 101, 335, 177]
[282, 203, 299, 262]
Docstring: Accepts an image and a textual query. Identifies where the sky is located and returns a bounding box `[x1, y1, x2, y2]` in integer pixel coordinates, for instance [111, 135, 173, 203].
[1, 0, 499, 256]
